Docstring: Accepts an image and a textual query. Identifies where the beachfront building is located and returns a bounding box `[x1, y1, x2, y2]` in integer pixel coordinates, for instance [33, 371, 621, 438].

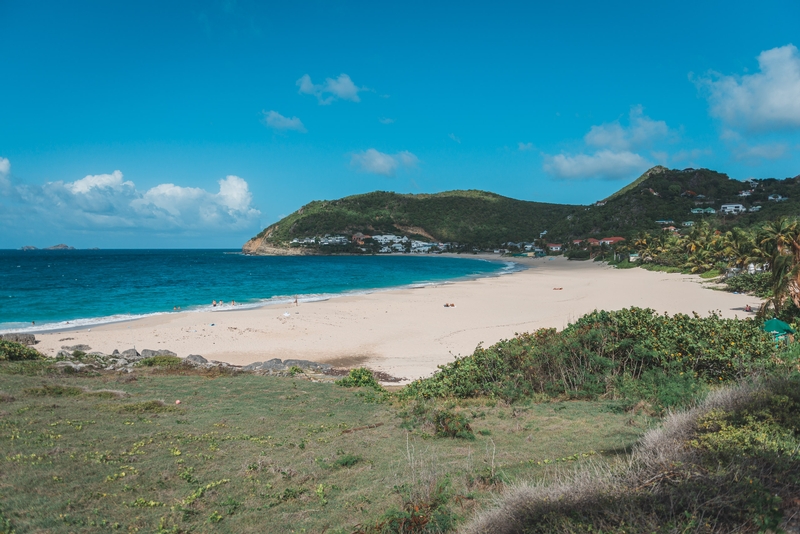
[600, 237, 625, 246]
[720, 204, 746, 215]
[547, 243, 563, 252]
[319, 235, 349, 246]
[373, 234, 410, 245]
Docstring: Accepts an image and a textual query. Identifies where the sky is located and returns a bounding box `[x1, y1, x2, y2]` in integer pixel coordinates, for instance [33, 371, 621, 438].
[2, 0, 800, 248]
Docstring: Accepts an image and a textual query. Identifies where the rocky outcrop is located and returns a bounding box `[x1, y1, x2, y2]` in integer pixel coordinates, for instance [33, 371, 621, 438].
[44, 244, 76, 250]
[242, 236, 319, 256]
[47, 348, 334, 378]
[1, 333, 37, 346]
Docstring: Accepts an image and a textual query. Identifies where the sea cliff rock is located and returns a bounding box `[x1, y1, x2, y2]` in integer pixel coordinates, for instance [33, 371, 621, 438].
[242, 236, 319, 256]
[141, 349, 178, 359]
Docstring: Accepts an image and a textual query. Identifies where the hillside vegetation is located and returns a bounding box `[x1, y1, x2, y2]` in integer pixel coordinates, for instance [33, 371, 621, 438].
[244, 166, 800, 253]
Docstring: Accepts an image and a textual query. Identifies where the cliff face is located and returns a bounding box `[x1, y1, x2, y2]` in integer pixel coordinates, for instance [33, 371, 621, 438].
[241, 236, 320, 256]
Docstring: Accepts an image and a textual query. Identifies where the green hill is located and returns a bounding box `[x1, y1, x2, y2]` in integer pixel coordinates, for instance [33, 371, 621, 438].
[243, 167, 800, 253]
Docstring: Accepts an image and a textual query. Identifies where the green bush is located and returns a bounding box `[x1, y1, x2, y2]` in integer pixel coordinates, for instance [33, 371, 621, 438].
[401, 307, 777, 410]
[136, 355, 183, 367]
[565, 249, 590, 260]
[433, 410, 475, 440]
[724, 272, 772, 297]
[0, 340, 42, 362]
[336, 368, 384, 391]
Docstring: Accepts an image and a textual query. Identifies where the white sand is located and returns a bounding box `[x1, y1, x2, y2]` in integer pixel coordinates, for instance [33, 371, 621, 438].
[33, 257, 760, 382]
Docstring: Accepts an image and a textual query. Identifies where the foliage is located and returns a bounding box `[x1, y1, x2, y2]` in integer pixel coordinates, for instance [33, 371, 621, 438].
[0, 340, 42, 362]
[725, 273, 772, 297]
[137, 355, 183, 368]
[463, 377, 800, 534]
[337, 368, 385, 391]
[250, 167, 800, 252]
[401, 307, 777, 411]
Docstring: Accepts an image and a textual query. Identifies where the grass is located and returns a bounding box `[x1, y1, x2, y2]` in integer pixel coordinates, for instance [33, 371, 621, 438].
[0, 362, 652, 533]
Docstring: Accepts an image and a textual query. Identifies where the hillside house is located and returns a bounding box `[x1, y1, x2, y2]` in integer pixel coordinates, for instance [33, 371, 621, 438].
[720, 204, 746, 214]
[690, 208, 705, 214]
[749, 205, 762, 212]
[655, 219, 674, 225]
[586, 238, 601, 246]
[703, 207, 716, 214]
[768, 194, 788, 202]
[600, 237, 625, 246]
[682, 221, 695, 227]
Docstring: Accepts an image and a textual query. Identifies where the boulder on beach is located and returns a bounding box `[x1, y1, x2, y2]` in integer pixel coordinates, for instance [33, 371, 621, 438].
[284, 359, 333, 371]
[61, 344, 92, 352]
[185, 354, 208, 365]
[1, 333, 37, 346]
[243, 358, 288, 371]
[121, 348, 141, 360]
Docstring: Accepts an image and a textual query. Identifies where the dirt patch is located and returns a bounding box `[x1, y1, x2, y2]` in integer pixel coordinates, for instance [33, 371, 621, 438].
[320, 354, 372, 368]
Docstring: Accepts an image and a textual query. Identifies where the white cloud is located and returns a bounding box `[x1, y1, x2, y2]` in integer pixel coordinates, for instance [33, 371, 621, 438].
[350, 149, 418, 177]
[584, 105, 671, 150]
[0, 157, 9, 191]
[296, 73, 365, 105]
[1, 166, 260, 233]
[543, 150, 651, 180]
[518, 142, 534, 151]
[378, 117, 394, 124]
[262, 110, 307, 132]
[448, 133, 461, 144]
[697, 44, 800, 132]
[734, 143, 789, 161]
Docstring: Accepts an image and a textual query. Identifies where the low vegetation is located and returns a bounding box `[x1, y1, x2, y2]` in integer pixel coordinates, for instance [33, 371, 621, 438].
[3, 303, 800, 531]
[464, 376, 800, 534]
[0, 339, 42, 362]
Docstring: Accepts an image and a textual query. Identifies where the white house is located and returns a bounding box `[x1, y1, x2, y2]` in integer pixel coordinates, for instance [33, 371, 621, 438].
[768, 194, 788, 202]
[720, 204, 746, 214]
[749, 205, 762, 212]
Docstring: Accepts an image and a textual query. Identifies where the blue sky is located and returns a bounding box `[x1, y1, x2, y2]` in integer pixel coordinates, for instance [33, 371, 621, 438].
[2, 0, 800, 248]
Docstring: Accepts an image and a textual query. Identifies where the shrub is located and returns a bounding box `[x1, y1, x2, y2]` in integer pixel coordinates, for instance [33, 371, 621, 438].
[565, 249, 590, 261]
[337, 367, 384, 391]
[334, 454, 362, 468]
[725, 272, 772, 297]
[137, 355, 183, 367]
[0, 340, 42, 362]
[401, 307, 777, 410]
[432, 410, 475, 440]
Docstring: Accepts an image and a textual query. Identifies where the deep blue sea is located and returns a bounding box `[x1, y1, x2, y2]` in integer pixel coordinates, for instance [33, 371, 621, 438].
[0, 250, 515, 332]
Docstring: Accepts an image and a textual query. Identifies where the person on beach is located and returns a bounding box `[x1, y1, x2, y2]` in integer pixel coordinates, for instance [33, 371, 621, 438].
[212, 300, 217, 307]
[294, 297, 298, 306]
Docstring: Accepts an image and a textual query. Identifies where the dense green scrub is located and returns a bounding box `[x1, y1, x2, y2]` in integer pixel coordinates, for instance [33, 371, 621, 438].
[402, 307, 783, 412]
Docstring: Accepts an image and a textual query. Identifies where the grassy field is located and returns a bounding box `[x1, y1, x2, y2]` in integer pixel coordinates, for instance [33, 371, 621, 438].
[0, 362, 654, 533]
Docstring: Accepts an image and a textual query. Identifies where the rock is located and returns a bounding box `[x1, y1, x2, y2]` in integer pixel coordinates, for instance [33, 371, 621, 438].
[141, 349, 178, 359]
[1, 333, 36, 346]
[56, 350, 72, 359]
[121, 348, 141, 360]
[61, 344, 92, 352]
[185, 354, 208, 365]
[55, 361, 87, 371]
[243, 358, 287, 371]
[111, 350, 120, 356]
[88, 352, 107, 358]
[283, 359, 332, 371]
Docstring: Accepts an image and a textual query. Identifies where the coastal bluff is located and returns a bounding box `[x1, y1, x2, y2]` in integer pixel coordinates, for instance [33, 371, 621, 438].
[242, 234, 320, 256]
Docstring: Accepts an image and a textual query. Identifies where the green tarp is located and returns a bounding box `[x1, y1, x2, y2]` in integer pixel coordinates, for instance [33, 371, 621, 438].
[763, 318, 796, 335]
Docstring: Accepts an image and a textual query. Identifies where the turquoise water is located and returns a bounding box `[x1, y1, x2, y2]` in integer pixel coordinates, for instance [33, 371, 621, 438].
[0, 250, 515, 332]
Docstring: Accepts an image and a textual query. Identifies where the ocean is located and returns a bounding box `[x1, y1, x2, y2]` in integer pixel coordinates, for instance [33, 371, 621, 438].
[0, 250, 516, 333]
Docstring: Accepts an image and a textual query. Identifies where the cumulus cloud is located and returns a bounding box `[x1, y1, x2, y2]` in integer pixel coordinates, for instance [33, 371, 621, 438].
[296, 73, 365, 104]
[518, 142, 534, 152]
[350, 149, 419, 177]
[697, 44, 800, 132]
[584, 105, 671, 151]
[543, 150, 651, 180]
[262, 110, 307, 132]
[734, 142, 789, 161]
[0, 163, 260, 233]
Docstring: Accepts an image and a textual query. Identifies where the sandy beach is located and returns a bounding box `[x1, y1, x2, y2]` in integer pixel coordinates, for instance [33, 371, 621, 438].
[32, 256, 761, 382]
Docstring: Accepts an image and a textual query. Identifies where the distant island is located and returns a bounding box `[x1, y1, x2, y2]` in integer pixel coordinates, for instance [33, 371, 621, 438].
[243, 165, 800, 255]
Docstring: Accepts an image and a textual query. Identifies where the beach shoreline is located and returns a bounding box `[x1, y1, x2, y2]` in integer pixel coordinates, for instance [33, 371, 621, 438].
[28, 256, 760, 383]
